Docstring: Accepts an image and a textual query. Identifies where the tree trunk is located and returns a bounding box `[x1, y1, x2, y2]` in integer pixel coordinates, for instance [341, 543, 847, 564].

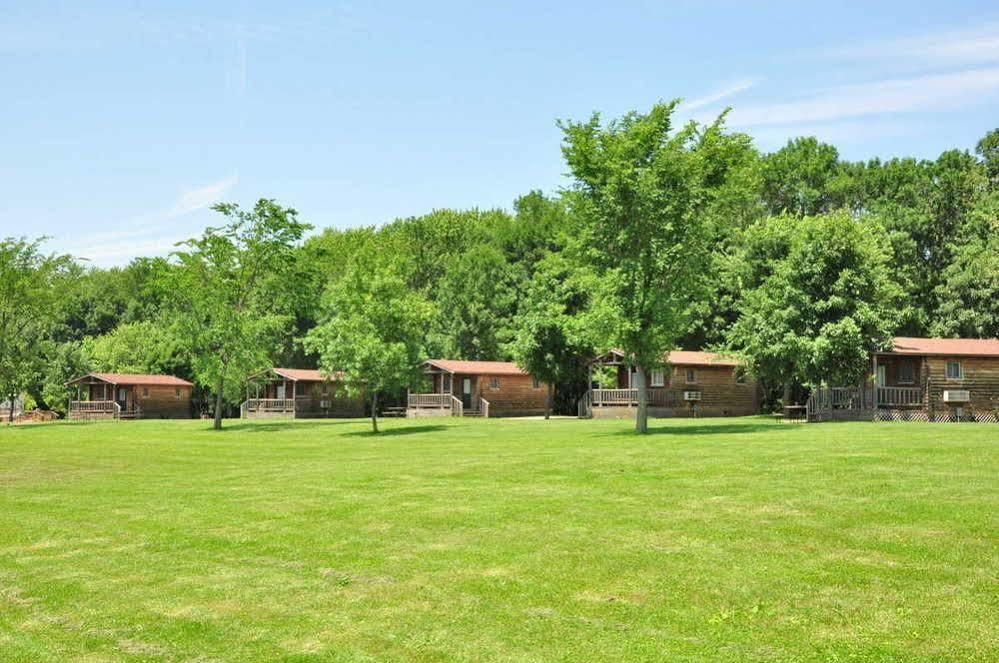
[8, 392, 14, 424]
[545, 382, 553, 420]
[635, 365, 648, 434]
[370, 391, 379, 433]
[783, 381, 793, 407]
[213, 375, 225, 431]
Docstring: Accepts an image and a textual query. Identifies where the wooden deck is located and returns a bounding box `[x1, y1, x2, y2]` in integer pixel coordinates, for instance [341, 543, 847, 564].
[67, 401, 142, 421]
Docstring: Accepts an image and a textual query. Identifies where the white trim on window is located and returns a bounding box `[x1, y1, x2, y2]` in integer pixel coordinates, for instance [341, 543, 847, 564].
[651, 369, 665, 387]
[685, 368, 696, 384]
[946, 360, 963, 380]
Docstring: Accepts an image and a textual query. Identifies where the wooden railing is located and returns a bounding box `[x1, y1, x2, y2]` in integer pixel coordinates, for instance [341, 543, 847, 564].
[68, 400, 121, 421]
[242, 399, 298, 417]
[450, 395, 463, 417]
[590, 388, 676, 407]
[876, 386, 922, 407]
[408, 393, 452, 408]
[479, 397, 490, 419]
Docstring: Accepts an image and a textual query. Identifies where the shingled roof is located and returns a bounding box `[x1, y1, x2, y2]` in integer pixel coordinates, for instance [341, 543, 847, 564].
[885, 337, 999, 357]
[424, 359, 528, 376]
[68, 372, 193, 387]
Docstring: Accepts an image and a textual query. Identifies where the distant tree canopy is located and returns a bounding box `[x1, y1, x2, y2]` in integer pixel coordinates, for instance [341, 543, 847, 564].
[7, 108, 995, 420]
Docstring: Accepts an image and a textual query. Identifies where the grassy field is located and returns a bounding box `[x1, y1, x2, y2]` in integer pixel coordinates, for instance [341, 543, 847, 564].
[0, 417, 996, 662]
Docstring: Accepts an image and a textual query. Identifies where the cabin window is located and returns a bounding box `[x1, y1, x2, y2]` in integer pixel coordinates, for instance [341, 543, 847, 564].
[650, 369, 665, 387]
[532, 376, 541, 389]
[141, 387, 149, 398]
[946, 361, 963, 380]
[685, 368, 696, 384]
[898, 361, 915, 384]
[321, 384, 330, 396]
[490, 377, 500, 389]
[174, 387, 182, 399]
[735, 370, 746, 384]
[296, 382, 308, 397]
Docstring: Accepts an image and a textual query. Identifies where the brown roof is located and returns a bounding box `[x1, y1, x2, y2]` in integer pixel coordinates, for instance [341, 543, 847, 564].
[885, 337, 999, 357]
[69, 372, 193, 387]
[272, 368, 332, 382]
[599, 349, 741, 367]
[425, 359, 529, 376]
[666, 351, 741, 367]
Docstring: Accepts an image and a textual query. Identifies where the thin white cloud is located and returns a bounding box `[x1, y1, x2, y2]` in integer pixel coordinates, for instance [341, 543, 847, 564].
[678, 78, 759, 113]
[727, 66, 999, 128]
[169, 174, 238, 216]
[825, 22, 999, 66]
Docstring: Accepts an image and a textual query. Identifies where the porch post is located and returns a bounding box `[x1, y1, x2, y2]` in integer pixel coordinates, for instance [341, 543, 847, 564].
[872, 354, 878, 408]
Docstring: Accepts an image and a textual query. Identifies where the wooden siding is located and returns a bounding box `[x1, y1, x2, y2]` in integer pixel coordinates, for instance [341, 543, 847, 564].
[924, 356, 999, 418]
[430, 372, 548, 416]
[608, 365, 759, 417]
[257, 379, 364, 418]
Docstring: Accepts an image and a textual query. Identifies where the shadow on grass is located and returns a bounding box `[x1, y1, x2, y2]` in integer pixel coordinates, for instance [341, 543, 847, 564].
[343, 424, 449, 438]
[216, 420, 363, 434]
[612, 420, 784, 437]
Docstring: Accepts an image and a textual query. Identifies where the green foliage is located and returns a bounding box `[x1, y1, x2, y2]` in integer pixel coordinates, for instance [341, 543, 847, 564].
[164, 199, 311, 429]
[727, 212, 904, 393]
[509, 253, 594, 416]
[932, 192, 999, 338]
[559, 101, 747, 430]
[0, 237, 72, 419]
[305, 247, 435, 432]
[84, 321, 186, 376]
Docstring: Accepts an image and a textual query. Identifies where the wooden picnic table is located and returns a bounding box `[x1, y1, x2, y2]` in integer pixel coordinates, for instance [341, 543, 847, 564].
[780, 405, 807, 422]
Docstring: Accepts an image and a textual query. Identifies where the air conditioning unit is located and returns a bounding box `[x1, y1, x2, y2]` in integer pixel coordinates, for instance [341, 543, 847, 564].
[320, 400, 331, 409]
[942, 390, 970, 403]
[683, 391, 701, 401]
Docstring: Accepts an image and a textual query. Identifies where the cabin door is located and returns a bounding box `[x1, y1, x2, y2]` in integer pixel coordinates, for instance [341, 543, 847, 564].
[461, 378, 473, 409]
[117, 387, 128, 410]
[276, 384, 286, 400]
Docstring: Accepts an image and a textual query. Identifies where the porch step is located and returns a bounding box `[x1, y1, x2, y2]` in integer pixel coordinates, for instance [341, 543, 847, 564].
[462, 410, 483, 417]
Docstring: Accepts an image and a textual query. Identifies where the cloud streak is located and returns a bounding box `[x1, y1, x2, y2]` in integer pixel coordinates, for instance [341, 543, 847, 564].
[726, 66, 999, 128]
[824, 22, 999, 66]
[169, 174, 238, 216]
[678, 78, 759, 113]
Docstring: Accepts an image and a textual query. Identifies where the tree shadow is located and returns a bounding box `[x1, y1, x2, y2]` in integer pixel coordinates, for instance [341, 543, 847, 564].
[217, 419, 363, 433]
[610, 420, 784, 437]
[343, 424, 449, 438]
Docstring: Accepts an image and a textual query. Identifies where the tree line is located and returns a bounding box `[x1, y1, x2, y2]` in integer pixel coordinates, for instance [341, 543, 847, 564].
[2, 102, 996, 432]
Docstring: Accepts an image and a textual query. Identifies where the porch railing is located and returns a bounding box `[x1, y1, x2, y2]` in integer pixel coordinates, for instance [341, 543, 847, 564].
[876, 386, 922, 407]
[589, 388, 676, 407]
[241, 398, 298, 417]
[407, 393, 465, 417]
[68, 400, 121, 420]
[479, 397, 490, 419]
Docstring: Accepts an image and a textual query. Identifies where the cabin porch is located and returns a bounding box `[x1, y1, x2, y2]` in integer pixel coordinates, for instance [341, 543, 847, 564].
[66, 379, 141, 421]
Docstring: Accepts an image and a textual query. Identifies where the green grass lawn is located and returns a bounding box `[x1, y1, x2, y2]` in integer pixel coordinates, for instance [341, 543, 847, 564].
[0, 417, 996, 662]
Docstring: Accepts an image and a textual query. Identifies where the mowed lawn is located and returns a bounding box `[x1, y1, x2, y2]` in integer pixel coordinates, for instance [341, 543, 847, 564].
[0, 418, 996, 662]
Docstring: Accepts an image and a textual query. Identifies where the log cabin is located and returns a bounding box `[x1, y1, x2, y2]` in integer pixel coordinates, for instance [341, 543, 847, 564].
[241, 367, 365, 419]
[407, 359, 548, 417]
[67, 373, 194, 420]
[807, 337, 999, 422]
[579, 349, 760, 418]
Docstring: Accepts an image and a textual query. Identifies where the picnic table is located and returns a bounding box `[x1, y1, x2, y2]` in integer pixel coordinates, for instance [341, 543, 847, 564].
[778, 405, 807, 423]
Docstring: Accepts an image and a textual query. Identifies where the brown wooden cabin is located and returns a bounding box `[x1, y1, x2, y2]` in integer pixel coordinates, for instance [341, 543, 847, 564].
[241, 368, 365, 419]
[407, 359, 548, 418]
[67, 373, 194, 420]
[579, 349, 760, 418]
[807, 337, 999, 423]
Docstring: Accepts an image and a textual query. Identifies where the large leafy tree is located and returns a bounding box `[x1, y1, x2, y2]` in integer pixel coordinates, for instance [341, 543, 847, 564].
[509, 253, 594, 418]
[932, 191, 999, 338]
[165, 200, 311, 430]
[433, 244, 519, 360]
[305, 248, 434, 433]
[727, 212, 904, 401]
[760, 137, 846, 216]
[84, 321, 187, 376]
[559, 101, 736, 433]
[0, 238, 72, 422]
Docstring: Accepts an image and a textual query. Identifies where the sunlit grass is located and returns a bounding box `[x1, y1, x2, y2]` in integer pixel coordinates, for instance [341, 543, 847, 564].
[1, 417, 996, 661]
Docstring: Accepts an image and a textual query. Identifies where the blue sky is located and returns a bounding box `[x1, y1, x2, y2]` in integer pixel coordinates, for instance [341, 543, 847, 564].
[2, 1, 998, 265]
